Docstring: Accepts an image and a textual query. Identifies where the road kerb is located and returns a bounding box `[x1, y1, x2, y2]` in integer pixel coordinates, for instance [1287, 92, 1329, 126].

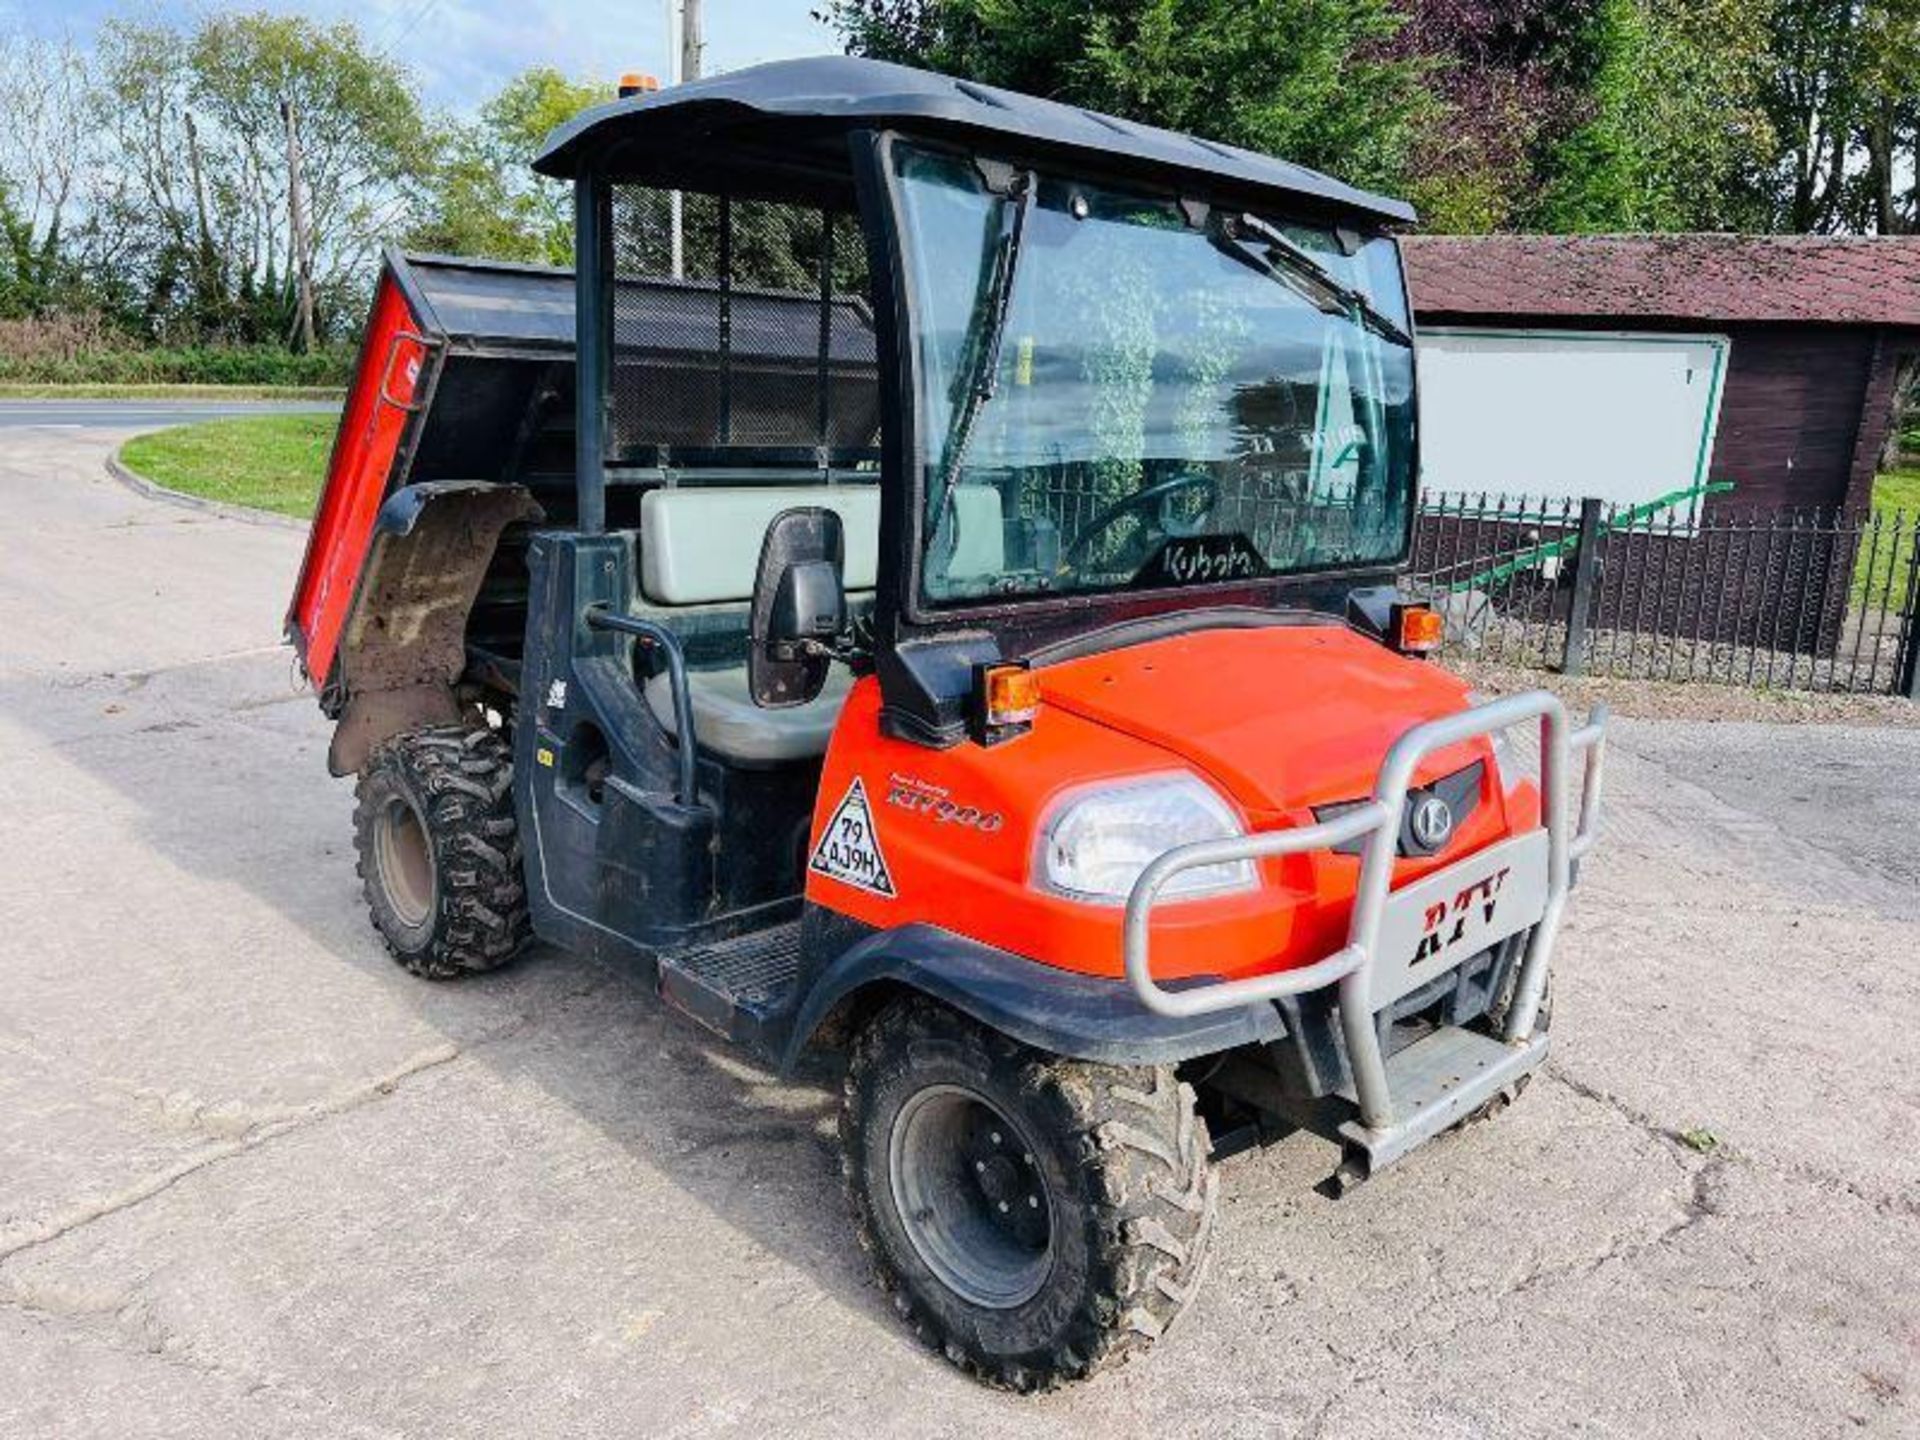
[106, 446, 311, 533]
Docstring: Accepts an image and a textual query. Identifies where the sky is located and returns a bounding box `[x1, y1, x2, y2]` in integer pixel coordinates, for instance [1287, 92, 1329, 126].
[0, 0, 839, 111]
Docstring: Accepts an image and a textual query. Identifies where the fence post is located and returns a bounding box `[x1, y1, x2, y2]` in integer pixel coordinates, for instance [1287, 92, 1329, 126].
[1560, 497, 1604, 676]
[1901, 520, 1920, 700]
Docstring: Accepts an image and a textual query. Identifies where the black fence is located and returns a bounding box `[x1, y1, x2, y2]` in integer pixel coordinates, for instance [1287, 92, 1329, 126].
[1408, 493, 1920, 697]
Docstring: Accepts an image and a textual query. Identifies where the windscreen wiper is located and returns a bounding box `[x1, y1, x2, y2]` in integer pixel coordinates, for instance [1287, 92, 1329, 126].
[1209, 212, 1413, 348]
[930, 171, 1033, 525]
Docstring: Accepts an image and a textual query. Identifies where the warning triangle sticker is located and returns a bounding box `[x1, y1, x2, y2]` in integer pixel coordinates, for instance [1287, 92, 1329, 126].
[808, 777, 897, 897]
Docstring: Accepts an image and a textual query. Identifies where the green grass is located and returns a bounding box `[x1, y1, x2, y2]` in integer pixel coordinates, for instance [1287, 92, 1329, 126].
[1872, 468, 1920, 515]
[119, 413, 336, 519]
[1854, 470, 1920, 608]
[0, 382, 344, 401]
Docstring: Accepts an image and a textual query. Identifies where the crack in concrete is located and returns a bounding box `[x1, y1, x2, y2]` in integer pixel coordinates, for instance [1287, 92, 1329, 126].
[1302, 1062, 1730, 1376]
[1545, 1063, 1701, 1156]
[1342, 1153, 1730, 1387]
[1779, 1159, 1920, 1222]
[1504, 1153, 1729, 1304]
[1547, 1062, 1920, 1225]
[0, 1286, 395, 1437]
[0, 972, 621, 1430]
[0, 1041, 463, 1268]
[1299, 1071, 1739, 1398]
[0, 962, 629, 1421]
[0, 972, 605, 1264]
[41, 644, 291, 694]
[97, 1010, 537, 1143]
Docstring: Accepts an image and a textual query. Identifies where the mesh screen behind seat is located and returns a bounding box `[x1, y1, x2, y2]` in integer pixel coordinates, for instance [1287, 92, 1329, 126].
[608, 186, 878, 462]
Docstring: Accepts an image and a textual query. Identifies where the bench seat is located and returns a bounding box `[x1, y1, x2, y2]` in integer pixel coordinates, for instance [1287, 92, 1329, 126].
[644, 664, 855, 765]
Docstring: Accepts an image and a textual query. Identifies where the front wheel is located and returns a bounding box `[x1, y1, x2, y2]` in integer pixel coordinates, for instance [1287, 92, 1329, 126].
[840, 998, 1216, 1391]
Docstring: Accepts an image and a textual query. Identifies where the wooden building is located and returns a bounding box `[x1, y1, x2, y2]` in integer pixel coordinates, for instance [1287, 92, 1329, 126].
[1399, 235, 1920, 667]
[1402, 233, 1920, 515]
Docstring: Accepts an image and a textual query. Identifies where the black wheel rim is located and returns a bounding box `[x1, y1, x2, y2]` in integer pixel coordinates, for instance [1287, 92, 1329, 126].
[374, 795, 435, 930]
[887, 1083, 1053, 1310]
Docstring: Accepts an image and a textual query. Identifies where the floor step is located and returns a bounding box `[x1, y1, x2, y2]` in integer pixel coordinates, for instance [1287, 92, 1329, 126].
[657, 921, 803, 1043]
[1336, 1023, 1549, 1176]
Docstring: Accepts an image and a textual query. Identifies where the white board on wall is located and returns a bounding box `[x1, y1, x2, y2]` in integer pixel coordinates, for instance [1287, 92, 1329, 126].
[1415, 328, 1730, 521]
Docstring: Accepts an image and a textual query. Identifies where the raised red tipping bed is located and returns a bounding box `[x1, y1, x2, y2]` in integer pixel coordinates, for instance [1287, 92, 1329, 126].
[285, 262, 432, 694]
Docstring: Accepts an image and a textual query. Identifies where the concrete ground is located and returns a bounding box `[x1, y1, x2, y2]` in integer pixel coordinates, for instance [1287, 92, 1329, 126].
[2, 429, 1915, 1438]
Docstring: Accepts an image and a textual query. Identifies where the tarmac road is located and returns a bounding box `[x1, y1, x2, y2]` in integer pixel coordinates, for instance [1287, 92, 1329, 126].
[0, 399, 333, 430]
[1, 428, 1916, 1437]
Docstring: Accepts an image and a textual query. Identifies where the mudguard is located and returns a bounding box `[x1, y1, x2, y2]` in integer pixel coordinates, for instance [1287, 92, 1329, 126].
[325, 481, 542, 775]
[781, 920, 1286, 1072]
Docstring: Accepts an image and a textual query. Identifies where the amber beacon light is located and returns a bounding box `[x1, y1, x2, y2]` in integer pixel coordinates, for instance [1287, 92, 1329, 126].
[970, 661, 1041, 744]
[1390, 602, 1445, 656]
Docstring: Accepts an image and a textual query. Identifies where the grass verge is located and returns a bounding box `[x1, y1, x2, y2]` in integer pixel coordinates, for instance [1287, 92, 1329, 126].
[119, 413, 335, 519]
[1848, 470, 1919, 608]
[1873, 468, 1920, 515]
[0, 382, 344, 401]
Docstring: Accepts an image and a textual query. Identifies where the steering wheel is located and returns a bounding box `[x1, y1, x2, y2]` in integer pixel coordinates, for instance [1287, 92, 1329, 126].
[1063, 472, 1220, 569]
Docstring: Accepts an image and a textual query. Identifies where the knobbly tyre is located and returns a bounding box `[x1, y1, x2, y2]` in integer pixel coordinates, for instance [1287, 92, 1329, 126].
[286, 58, 1607, 1391]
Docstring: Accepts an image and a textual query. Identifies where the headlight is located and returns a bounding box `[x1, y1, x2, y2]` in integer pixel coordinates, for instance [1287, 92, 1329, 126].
[1038, 774, 1256, 904]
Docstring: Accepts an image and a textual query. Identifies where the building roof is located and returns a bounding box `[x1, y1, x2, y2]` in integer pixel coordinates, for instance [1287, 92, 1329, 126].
[1403, 233, 1920, 327]
[534, 55, 1415, 226]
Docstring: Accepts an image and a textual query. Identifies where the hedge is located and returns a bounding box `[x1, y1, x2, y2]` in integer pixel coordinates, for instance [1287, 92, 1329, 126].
[0, 345, 356, 388]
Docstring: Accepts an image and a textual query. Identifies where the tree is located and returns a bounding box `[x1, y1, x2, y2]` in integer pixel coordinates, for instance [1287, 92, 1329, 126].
[0, 32, 87, 314]
[78, 11, 427, 345]
[408, 68, 611, 265]
[189, 13, 429, 342]
[823, 0, 1784, 235]
[824, 0, 1435, 196]
[1854, 2, 1920, 232]
[1759, 1, 1920, 234]
[1530, 0, 1778, 233]
[1386, 1, 1601, 232]
[1765, 1, 1868, 232]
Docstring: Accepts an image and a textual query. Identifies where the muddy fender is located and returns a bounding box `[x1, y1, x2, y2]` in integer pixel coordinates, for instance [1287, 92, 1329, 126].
[327, 481, 541, 775]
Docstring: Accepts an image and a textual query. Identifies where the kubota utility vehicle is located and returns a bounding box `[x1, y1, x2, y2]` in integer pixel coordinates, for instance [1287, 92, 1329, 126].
[288, 57, 1607, 1390]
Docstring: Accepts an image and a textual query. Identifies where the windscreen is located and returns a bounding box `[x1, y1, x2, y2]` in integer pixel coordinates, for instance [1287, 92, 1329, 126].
[893, 143, 1416, 605]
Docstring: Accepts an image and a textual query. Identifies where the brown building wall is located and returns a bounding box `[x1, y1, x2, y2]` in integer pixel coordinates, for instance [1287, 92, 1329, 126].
[1705, 325, 1874, 511]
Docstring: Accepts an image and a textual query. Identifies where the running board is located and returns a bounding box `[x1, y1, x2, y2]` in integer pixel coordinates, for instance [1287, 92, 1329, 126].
[1331, 1025, 1549, 1187]
[657, 921, 803, 1050]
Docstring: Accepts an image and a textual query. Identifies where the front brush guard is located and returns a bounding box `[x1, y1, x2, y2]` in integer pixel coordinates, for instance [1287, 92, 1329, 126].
[1122, 691, 1607, 1169]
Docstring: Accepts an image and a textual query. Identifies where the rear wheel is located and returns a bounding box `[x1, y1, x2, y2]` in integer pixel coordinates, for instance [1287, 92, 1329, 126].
[841, 998, 1216, 1391]
[353, 725, 530, 979]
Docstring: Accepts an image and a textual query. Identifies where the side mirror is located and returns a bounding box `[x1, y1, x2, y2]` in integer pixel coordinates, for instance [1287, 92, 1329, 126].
[749, 507, 846, 708]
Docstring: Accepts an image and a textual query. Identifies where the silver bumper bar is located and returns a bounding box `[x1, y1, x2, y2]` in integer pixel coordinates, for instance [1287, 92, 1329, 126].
[1122, 690, 1608, 1135]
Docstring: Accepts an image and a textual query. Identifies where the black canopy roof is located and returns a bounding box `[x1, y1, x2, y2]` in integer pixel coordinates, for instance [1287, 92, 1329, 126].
[533, 55, 1415, 227]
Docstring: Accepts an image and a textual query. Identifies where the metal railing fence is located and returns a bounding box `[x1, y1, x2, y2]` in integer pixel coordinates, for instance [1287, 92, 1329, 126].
[1408, 492, 1920, 697]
